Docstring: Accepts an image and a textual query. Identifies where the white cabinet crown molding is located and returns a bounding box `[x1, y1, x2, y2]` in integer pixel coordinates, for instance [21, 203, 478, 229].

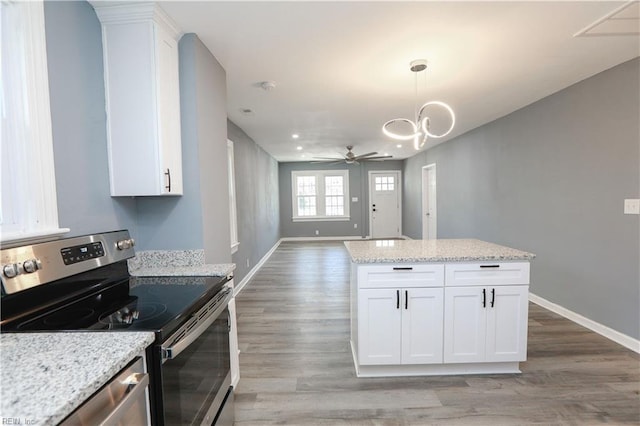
[90, 2, 183, 39]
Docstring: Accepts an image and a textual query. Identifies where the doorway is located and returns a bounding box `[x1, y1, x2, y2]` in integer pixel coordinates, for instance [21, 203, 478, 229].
[368, 171, 401, 238]
[422, 164, 437, 239]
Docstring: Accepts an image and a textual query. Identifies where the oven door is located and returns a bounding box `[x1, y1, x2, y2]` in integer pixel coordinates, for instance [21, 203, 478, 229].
[156, 287, 233, 425]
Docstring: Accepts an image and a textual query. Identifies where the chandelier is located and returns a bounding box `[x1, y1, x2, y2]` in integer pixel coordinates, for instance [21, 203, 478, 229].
[382, 59, 455, 150]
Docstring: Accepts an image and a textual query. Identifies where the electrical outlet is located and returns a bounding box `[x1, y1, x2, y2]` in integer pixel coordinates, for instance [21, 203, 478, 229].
[246, 259, 250, 267]
[354, 223, 358, 229]
[315, 230, 319, 235]
[624, 199, 640, 215]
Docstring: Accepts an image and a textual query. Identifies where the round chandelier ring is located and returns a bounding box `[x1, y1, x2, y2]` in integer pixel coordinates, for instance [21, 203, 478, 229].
[419, 101, 456, 139]
[382, 118, 419, 141]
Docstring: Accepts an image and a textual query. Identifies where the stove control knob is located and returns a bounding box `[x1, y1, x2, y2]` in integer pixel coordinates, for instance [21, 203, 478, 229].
[117, 239, 132, 250]
[23, 259, 41, 273]
[3, 264, 19, 278]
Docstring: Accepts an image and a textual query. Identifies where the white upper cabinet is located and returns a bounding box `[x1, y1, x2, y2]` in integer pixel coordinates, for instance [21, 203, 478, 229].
[92, 3, 183, 196]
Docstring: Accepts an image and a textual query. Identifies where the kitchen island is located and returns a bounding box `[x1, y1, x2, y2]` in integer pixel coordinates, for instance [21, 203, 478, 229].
[344, 239, 535, 377]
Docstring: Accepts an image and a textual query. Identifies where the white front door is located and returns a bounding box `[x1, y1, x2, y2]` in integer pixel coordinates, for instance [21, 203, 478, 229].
[369, 171, 401, 238]
[422, 164, 437, 239]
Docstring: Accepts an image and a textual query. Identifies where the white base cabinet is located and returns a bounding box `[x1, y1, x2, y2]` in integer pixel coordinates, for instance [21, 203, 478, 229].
[358, 287, 443, 365]
[351, 261, 530, 377]
[443, 285, 528, 363]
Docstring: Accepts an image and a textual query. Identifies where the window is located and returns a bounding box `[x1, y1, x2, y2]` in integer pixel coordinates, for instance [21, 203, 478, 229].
[0, 1, 68, 244]
[375, 176, 395, 192]
[292, 170, 349, 221]
[227, 140, 239, 254]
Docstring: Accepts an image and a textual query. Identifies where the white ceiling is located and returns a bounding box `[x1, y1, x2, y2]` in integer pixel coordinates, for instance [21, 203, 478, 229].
[160, 1, 640, 162]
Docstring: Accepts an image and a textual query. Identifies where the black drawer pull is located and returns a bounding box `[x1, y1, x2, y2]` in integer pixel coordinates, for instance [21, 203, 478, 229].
[396, 290, 400, 309]
[393, 267, 413, 271]
[482, 288, 486, 308]
[480, 265, 500, 268]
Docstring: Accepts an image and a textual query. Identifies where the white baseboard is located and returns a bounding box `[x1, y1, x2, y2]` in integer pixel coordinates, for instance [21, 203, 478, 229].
[529, 292, 640, 353]
[280, 236, 365, 242]
[234, 239, 282, 296]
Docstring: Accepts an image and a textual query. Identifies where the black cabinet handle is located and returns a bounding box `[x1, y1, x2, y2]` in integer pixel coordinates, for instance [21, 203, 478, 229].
[164, 168, 172, 192]
[405, 290, 408, 310]
[491, 288, 495, 307]
[393, 267, 413, 271]
[396, 290, 400, 309]
[480, 264, 500, 268]
[482, 288, 486, 308]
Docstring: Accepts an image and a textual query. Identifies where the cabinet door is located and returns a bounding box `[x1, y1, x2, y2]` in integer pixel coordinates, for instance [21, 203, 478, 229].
[155, 23, 183, 195]
[485, 285, 529, 362]
[443, 287, 486, 363]
[401, 288, 443, 364]
[358, 288, 402, 365]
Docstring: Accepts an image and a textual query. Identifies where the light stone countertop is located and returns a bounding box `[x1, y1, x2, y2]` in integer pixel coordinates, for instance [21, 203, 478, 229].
[128, 249, 235, 277]
[0, 332, 155, 426]
[344, 239, 535, 263]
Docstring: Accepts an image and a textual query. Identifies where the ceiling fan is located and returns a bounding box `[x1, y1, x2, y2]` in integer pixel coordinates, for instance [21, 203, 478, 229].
[311, 145, 393, 165]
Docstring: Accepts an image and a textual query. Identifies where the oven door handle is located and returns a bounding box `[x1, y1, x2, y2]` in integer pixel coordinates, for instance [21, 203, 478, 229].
[162, 288, 232, 362]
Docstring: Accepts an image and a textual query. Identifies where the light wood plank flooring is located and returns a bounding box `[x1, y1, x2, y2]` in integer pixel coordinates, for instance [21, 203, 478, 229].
[233, 241, 639, 425]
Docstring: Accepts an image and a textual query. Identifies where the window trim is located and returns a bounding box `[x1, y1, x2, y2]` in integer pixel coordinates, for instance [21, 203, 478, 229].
[291, 170, 350, 222]
[1, 1, 69, 244]
[227, 140, 239, 254]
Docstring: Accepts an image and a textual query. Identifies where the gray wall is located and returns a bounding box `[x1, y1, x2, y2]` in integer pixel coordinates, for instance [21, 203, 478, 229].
[135, 34, 231, 263]
[279, 161, 404, 238]
[45, 1, 138, 238]
[403, 58, 640, 340]
[228, 121, 280, 282]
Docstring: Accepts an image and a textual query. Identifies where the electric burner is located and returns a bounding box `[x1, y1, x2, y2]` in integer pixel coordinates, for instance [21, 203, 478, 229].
[99, 301, 168, 327]
[43, 307, 96, 327]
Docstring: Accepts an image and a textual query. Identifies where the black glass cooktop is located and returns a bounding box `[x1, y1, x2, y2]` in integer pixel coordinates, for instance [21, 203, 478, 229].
[5, 275, 229, 340]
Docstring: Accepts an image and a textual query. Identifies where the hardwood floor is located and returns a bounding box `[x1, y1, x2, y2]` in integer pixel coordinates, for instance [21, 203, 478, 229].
[233, 241, 640, 425]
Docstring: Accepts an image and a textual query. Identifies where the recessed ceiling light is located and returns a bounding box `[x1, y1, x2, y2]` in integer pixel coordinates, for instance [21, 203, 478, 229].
[296, 146, 303, 150]
[292, 134, 299, 139]
[396, 144, 402, 148]
[240, 108, 254, 116]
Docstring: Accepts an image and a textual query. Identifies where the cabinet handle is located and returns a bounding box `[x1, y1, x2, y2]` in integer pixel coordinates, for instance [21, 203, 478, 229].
[482, 288, 486, 308]
[480, 264, 500, 268]
[396, 290, 400, 309]
[164, 168, 172, 192]
[392, 267, 413, 271]
[490, 288, 495, 307]
[405, 290, 408, 310]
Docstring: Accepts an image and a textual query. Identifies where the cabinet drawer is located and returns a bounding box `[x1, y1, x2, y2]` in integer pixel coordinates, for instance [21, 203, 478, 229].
[445, 262, 529, 286]
[358, 264, 444, 289]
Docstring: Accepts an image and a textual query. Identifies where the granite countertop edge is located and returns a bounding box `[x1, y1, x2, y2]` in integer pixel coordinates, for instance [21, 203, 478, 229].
[0, 332, 155, 426]
[349, 254, 535, 263]
[129, 263, 236, 277]
[344, 239, 536, 264]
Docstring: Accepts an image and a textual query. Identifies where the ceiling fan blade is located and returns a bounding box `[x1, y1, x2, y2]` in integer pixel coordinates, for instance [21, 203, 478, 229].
[353, 151, 378, 159]
[361, 155, 393, 161]
[312, 157, 342, 160]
